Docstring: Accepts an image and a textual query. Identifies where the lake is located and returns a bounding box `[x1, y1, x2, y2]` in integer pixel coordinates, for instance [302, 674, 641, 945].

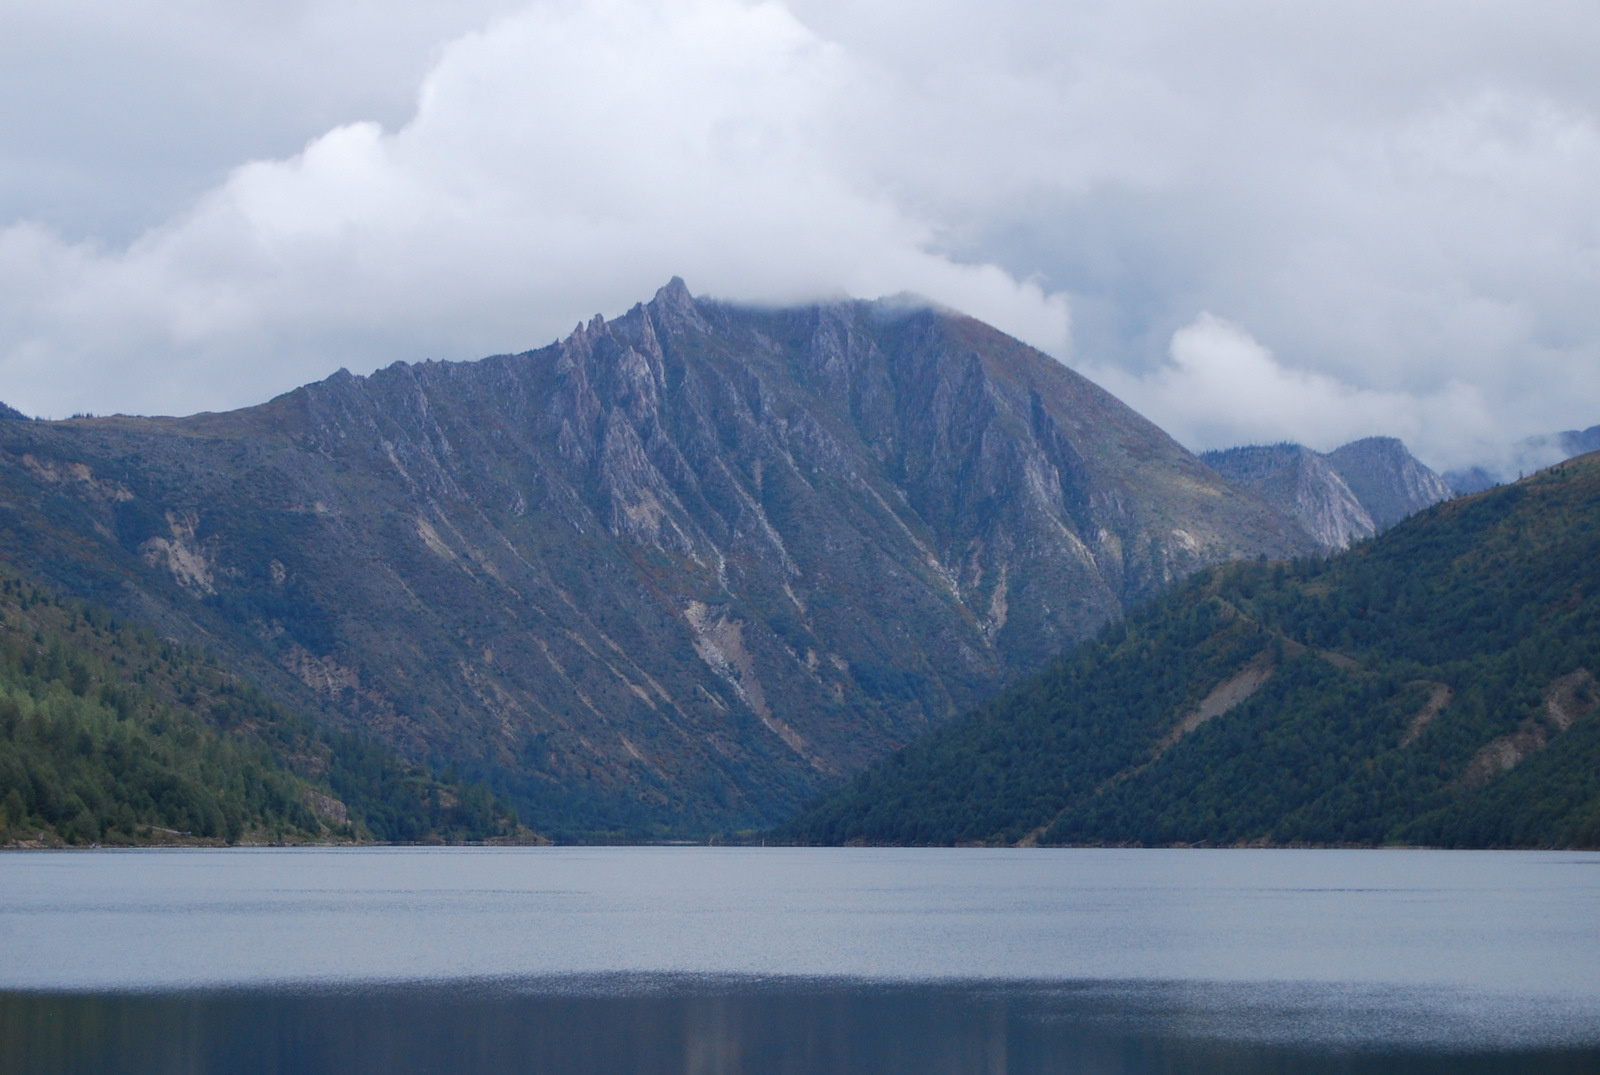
[1, 847, 1597, 1073]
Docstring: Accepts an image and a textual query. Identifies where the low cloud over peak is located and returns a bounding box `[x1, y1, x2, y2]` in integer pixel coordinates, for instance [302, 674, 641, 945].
[1, 1, 1597, 472]
[1088, 314, 1494, 471]
[0, 0, 1069, 419]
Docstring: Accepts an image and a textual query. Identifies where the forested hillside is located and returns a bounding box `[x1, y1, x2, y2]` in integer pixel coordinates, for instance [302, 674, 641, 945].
[0, 572, 529, 846]
[780, 454, 1600, 848]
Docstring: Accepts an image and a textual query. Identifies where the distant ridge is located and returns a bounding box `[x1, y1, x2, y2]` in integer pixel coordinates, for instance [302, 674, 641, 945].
[780, 452, 1600, 849]
[1325, 437, 1454, 530]
[1443, 466, 1500, 497]
[1201, 444, 1372, 550]
[1444, 421, 1600, 495]
[1202, 437, 1450, 550]
[1560, 423, 1600, 458]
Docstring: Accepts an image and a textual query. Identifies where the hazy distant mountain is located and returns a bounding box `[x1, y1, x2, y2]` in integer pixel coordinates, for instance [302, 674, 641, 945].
[1200, 444, 1373, 550]
[1443, 422, 1600, 495]
[1325, 437, 1455, 531]
[1202, 437, 1450, 551]
[0, 281, 1312, 836]
[0, 401, 29, 421]
[782, 452, 1600, 849]
[1443, 466, 1500, 497]
[1560, 424, 1600, 457]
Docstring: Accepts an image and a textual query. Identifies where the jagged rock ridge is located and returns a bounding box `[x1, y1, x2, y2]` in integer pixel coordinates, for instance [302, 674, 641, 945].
[1201, 444, 1374, 550]
[1203, 437, 1451, 550]
[0, 280, 1312, 834]
[1325, 437, 1455, 531]
[780, 451, 1600, 849]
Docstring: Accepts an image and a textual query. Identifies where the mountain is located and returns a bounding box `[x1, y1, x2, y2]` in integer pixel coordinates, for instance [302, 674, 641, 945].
[1201, 437, 1450, 550]
[0, 281, 1313, 837]
[1201, 444, 1374, 550]
[0, 569, 527, 847]
[1324, 437, 1454, 530]
[779, 453, 1600, 849]
[1444, 422, 1600, 495]
[1562, 424, 1600, 457]
[1443, 466, 1500, 497]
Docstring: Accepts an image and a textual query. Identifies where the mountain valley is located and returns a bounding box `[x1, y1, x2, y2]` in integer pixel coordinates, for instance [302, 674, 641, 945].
[782, 452, 1600, 848]
[0, 281, 1318, 837]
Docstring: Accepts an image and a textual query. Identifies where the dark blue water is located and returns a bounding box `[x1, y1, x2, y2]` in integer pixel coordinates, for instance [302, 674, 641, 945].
[1, 848, 1597, 1072]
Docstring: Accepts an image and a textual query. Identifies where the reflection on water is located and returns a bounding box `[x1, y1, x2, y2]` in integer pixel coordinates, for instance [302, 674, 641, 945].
[5, 848, 1599, 993]
[3, 849, 1598, 1072]
[3, 977, 1597, 1075]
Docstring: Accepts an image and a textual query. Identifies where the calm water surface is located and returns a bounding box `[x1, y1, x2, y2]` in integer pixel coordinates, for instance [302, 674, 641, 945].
[1, 847, 1596, 1073]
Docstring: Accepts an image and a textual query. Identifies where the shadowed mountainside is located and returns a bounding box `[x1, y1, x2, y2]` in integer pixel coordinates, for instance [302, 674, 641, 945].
[780, 453, 1600, 849]
[0, 281, 1312, 836]
[1326, 437, 1454, 530]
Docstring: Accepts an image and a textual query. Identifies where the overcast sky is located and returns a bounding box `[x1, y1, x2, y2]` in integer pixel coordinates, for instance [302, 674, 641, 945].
[3, 0, 1598, 472]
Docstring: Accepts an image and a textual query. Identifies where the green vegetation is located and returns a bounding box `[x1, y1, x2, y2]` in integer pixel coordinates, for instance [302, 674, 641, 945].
[779, 455, 1600, 848]
[0, 572, 531, 846]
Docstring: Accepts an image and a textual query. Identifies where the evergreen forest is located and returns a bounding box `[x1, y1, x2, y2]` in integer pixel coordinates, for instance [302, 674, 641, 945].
[779, 454, 1600, 848]
[0, 572, 531, 846]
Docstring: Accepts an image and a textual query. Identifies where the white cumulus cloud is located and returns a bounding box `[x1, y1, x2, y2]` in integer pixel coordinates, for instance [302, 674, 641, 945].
[0, 0, 1068, 418]
[1088, 314, 1494, 467]
[2, 0, 1599, 474]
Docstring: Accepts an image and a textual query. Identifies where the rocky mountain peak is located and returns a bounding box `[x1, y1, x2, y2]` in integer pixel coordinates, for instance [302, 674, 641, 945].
[1203, 437, 1451, 550]
[1202, 444, 1374, 551]
[654, 275, 695, 311]
[1325, 436, 1453, 531]
[0, 280, 1315, 835]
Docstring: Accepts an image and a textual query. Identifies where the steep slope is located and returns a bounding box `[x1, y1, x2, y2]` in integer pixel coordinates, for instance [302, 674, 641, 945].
[0, 281, 1310, 836]
[1202, 438, 1450, 549]
[1201, 444, 1374, 549]
[0, 571, 526, 846]
[780, 453, 1600, 848]
[1324, 437, 1453, 530]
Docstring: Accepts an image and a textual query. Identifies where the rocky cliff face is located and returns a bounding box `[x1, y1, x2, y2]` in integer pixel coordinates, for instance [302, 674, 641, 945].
[1325, 437, 1454, 531]
[1203, 437, 1451, 550]
[1201, 444, 1375, 550]
[0, 281, 1312, 834]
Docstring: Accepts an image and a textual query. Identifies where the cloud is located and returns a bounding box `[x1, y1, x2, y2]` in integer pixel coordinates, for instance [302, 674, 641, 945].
[2, 0, 1599, 471]
[1088, 314, 1495, 468]
[0, 0, 1068, 419]
[792, 1, 1600, 467]
[0, 0, 530, 242]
